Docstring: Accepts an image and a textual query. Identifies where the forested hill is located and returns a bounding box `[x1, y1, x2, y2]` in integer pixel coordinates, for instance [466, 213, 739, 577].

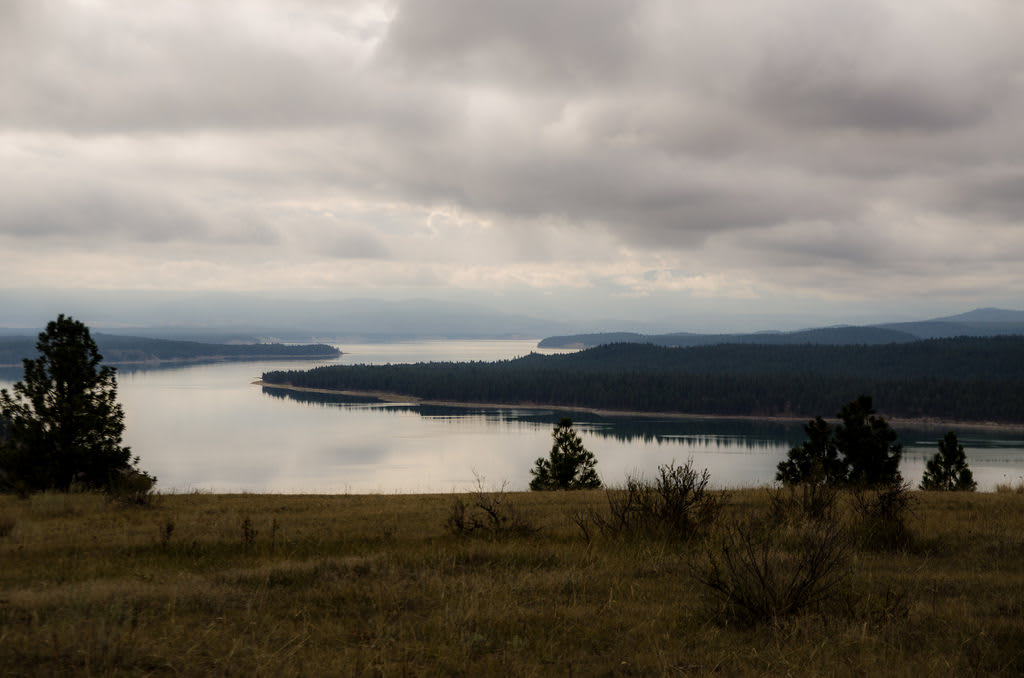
[0, 334, 340, 367]
[262, 337, 1024, 424]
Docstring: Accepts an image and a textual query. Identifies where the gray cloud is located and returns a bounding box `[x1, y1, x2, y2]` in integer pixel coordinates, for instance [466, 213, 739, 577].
[378, 0, 641, 89]
[2, 0, 1024, 315]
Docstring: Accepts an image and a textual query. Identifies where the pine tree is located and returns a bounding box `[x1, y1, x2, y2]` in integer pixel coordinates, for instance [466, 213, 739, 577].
[776, 396, 903, 488]
[529, 418, 601, 490]
[834, 395, 903, 487]
[0, 314, 149, 493]
[776, 415, 845, 485]
[920, 431, 976, 491]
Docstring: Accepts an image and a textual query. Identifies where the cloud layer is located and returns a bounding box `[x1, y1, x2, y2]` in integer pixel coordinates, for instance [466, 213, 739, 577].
[2, 0, 1023, 321]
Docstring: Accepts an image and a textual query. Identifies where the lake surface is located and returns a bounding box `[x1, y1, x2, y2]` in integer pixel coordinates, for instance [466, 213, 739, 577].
[2, 339, 1023, 493]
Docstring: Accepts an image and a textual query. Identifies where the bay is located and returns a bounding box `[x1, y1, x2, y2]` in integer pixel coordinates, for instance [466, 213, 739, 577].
[2, 339, 1023, 493]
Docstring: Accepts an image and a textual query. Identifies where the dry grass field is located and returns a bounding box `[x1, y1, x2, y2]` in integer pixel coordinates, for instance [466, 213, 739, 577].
[1, 482, 1023, 676]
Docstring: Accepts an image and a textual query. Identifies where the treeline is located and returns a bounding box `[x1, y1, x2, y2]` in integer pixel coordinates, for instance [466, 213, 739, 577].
[262, 337, 1024, 424]
[0, 334, 340, 366]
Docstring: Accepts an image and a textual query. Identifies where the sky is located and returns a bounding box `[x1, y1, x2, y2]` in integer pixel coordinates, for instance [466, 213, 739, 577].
[2, 1, 1023, 333]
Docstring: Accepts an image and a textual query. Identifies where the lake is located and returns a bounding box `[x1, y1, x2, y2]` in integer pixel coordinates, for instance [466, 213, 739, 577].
[2, 339, 1023, 492]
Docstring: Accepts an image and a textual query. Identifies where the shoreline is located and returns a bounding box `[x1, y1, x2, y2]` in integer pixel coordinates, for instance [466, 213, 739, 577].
[255, 381, 1024, 433]
[0, 354, 339, 369]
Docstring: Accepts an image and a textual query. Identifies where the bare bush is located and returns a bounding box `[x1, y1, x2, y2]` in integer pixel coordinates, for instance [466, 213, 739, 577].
[694, 518, 851, 626]
[446, 474, 538, 538]
[583, 459, 725, 540]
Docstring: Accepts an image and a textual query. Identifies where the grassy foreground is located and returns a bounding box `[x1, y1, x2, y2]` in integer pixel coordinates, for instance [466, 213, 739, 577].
[1, 486, 1024, 676]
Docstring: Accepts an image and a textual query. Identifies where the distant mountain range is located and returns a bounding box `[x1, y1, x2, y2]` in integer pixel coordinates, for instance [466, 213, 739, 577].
[537, 308, 1024, 349]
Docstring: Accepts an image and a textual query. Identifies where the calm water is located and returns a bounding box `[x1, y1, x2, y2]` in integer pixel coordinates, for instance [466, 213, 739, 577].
[2, 339, 1023, 492]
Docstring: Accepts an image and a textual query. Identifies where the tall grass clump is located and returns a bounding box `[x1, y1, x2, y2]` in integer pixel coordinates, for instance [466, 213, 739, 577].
[767, 478, 838, 524]
[850, 482, 915, 551]
[995, 477, 1024, 494]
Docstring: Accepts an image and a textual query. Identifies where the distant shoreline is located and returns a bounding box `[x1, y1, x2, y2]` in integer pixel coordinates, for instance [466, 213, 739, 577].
[255, 381, 1024, 433]
[0, 354, 340, 369]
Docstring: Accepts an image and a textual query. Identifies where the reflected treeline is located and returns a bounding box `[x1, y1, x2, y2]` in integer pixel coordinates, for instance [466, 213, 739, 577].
[261, 386, 1024, 452]
[262, 386, 387, 407]
[417, 403, 808, 448]
[262, 386, 808, 449]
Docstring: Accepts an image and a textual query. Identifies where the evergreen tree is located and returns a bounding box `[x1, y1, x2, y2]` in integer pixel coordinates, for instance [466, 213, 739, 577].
[529, 418, 601, 490]
[834, 395, 903, 487]
[0, 314, 148, 493]
[920, 431, 976, 491]
[777, 396, 903, 487]
[776, 415, 845, 485]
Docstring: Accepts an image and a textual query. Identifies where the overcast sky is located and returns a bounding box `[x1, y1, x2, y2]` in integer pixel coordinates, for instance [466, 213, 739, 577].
[2, 1, 1023, 331]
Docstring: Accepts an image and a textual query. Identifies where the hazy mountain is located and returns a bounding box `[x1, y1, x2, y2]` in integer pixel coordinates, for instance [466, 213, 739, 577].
[934, 308, 1024, 323]
[539, 309, 1023, 348]
[0, 294, 575, 343]
[539, 325, 919, 349]
[876, 308, 1024, 340]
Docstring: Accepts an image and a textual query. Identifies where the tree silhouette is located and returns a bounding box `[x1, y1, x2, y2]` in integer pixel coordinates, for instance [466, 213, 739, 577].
[529, 418, 601, 490]
[920, 431, 976, 491]
[776, 415, 845, 485]
[834, 395, 903, 487]
[777, 396, 903, 487]
[0, 314, 150, 494]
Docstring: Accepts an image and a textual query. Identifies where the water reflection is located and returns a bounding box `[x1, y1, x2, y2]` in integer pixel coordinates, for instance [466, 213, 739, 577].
[261, 385, 807, 451]
[260, 384, 1024, 493]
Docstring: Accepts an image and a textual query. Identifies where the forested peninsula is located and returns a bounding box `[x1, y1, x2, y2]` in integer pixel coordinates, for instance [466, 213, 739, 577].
[0, 334, 340, 367]
[262, 337, 1024, 425]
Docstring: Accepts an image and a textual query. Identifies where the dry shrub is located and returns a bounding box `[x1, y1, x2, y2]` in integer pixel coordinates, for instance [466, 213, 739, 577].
[582, 459, 726, 541]
[241, 515, 258, 551]
[694, 517, 851, 626]
[446, 475, 538, 538]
